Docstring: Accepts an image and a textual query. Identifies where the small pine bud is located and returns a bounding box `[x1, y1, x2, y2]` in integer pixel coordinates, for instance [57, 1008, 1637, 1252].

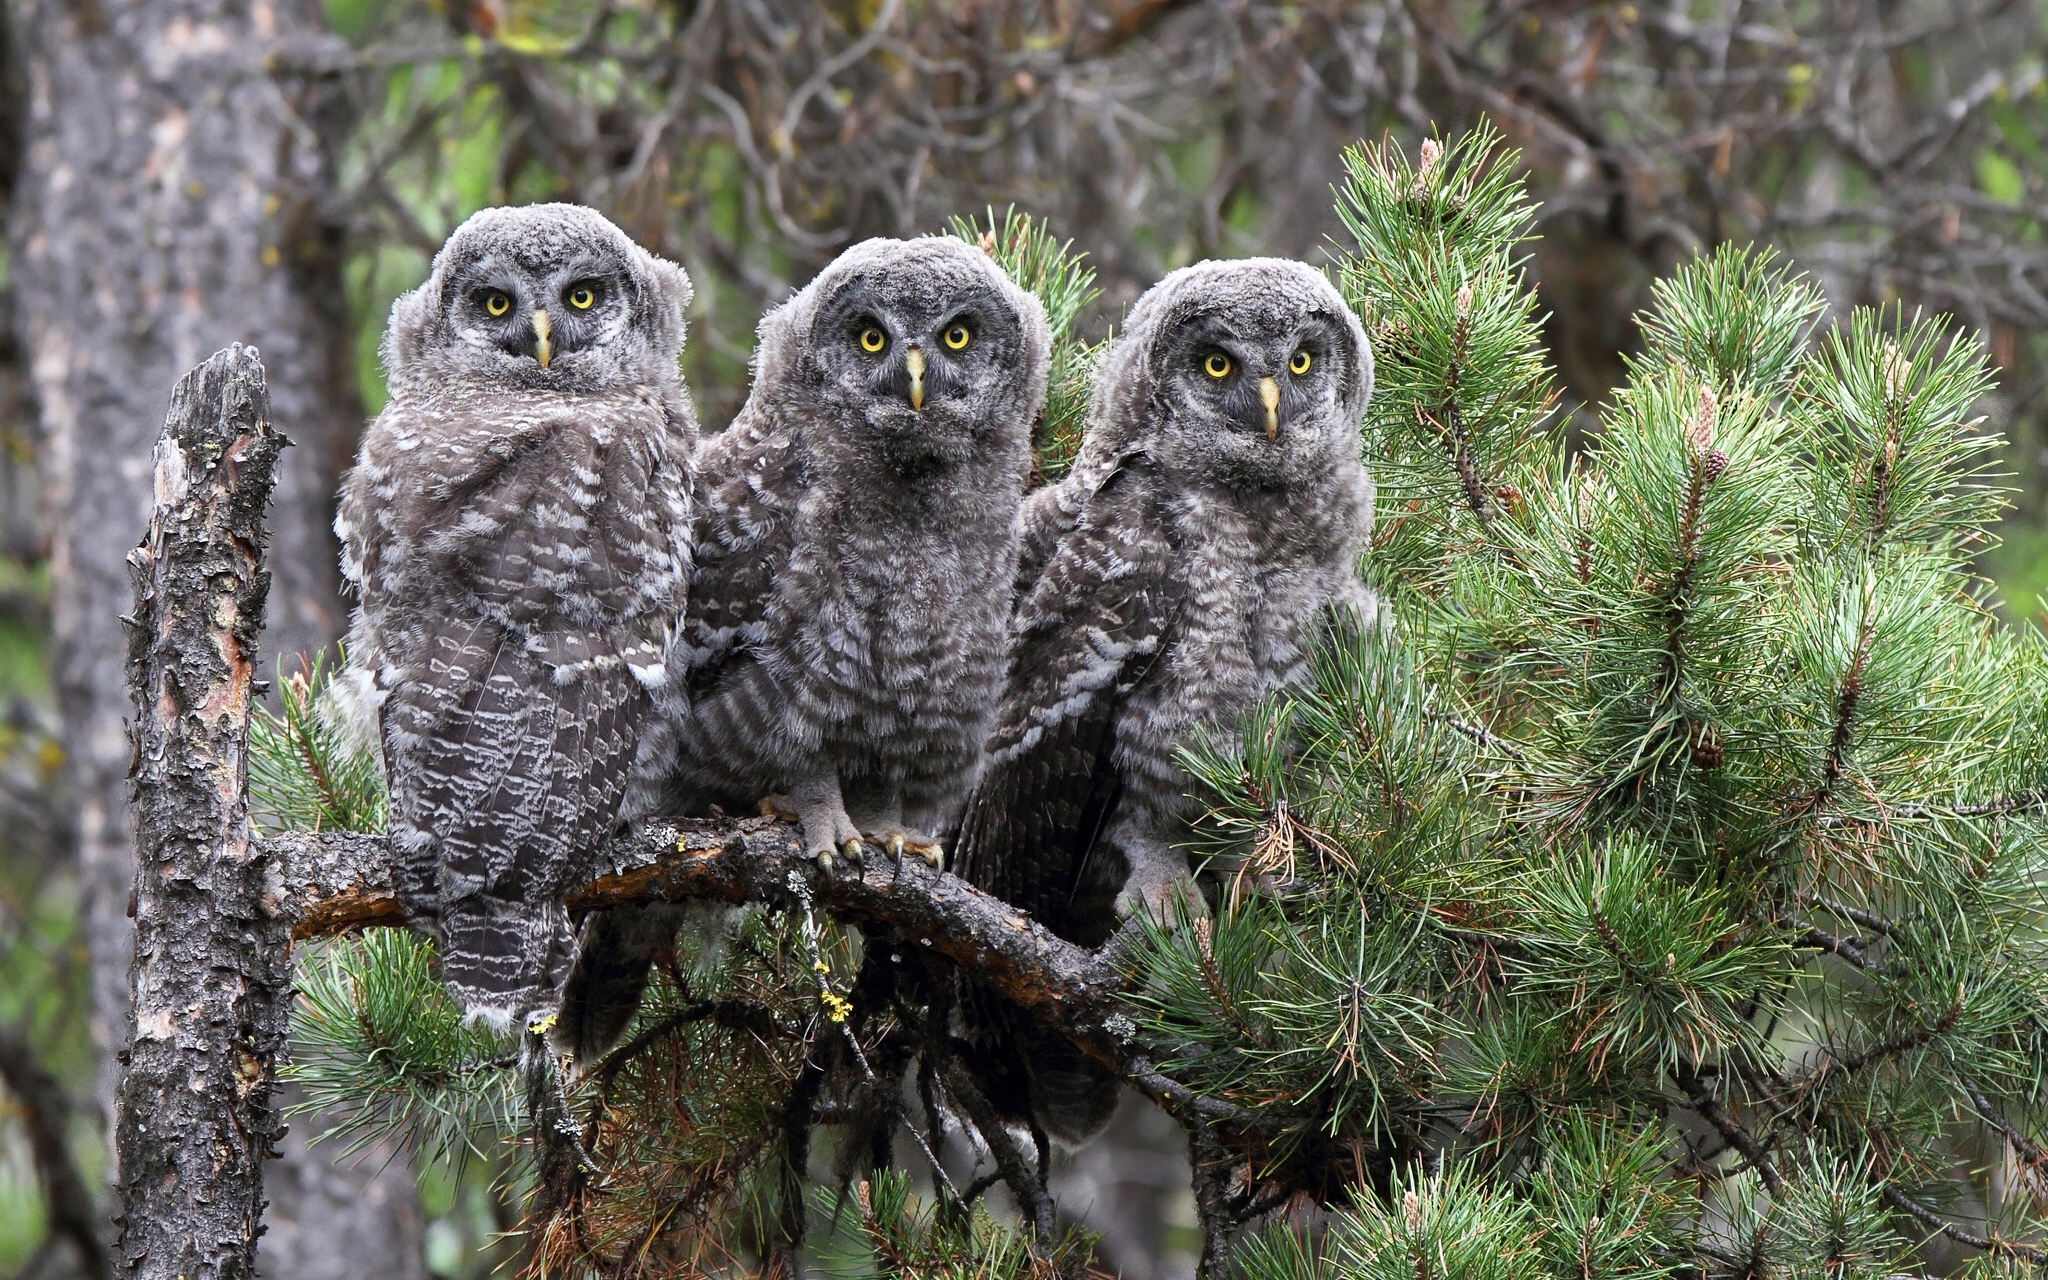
[1455, 279, 1473, 320]
[1413, 138, 1444, 197]
[1881, 338, 1908, 401]
[976, 228, 996, 256]
[1404, 1187, 1423, 1231]
[1492, 483, 1522, 513]
[1686, 382, 1718, 456]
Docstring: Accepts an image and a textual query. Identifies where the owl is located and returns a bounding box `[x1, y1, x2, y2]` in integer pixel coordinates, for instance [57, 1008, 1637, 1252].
[335, 203, 696, 1048]
[668, 236, 1050, 871]
[952, 258, 1379, 1145]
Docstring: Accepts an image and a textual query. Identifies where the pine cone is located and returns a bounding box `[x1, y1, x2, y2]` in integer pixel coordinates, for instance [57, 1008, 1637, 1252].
[1687, 722, 1725, 770]
[1700, 448, 1730, 485]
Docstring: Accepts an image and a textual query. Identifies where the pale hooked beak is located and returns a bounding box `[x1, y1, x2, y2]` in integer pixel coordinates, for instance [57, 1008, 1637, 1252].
[532, 308, 553, 369]
[1259, 375, 1280, 440]
[905, 346, 926, 411]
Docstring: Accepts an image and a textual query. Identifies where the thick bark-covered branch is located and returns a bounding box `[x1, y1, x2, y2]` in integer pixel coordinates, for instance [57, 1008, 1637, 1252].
[268, 816, 1142, 1076]
[116, 346, 289, 1280]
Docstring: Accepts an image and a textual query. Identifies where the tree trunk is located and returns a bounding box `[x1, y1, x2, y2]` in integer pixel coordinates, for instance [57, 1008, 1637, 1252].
[117, 345, 288, 1279]
[8, 0, 422, 1269]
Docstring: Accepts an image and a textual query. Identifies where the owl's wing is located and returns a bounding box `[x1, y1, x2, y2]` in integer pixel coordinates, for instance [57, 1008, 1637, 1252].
[384, 418, 673, 1021]
[681, 420, 804, 696]
[953, 451, 1184, 948]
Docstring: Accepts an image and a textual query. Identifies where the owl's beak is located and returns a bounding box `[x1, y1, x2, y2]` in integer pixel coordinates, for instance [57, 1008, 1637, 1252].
[532, 308, 553, 369]
[905, 346, 926, 411]
[1259, 376, 1280, 440]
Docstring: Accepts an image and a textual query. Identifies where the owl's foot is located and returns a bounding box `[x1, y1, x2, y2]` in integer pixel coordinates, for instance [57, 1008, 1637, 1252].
[762, 793, 864, 870]
[874, 827, 945, 870]
[1115, 869, 1207, 924]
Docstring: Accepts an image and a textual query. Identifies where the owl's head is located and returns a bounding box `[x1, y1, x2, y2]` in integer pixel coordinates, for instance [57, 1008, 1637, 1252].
[756, 237, 1050, 471]
[1081, 258, 1373, 488]
[383, 204, 692, 398]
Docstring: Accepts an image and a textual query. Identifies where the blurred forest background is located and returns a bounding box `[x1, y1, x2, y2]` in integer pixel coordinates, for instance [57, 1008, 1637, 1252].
[7, 1, 2048, 1277]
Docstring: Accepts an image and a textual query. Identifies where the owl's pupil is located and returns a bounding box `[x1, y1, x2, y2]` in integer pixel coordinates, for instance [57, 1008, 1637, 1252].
[1205, 354, 1231, 378]
[486, 294, 511, 317]
[946, 326, 970, 349]
[860, 328, 886, 353]
[1291, 350, 1312, 374]
[570, 288, 594, 309]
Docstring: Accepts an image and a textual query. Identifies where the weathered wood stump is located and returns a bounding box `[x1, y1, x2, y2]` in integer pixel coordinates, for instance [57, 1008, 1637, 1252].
[117, 345, 288, 1280]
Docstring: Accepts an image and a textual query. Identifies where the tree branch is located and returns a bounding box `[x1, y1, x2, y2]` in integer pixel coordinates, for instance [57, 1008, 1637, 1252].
[267, 817, 1147, 1088]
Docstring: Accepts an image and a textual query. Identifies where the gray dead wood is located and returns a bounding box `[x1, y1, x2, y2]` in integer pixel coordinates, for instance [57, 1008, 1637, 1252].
[116, 347, 289, 1280]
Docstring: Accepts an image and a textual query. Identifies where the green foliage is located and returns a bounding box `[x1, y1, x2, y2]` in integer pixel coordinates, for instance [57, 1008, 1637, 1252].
[248, 649, 386, 835]
[1140, 123, 2048, 1277]
[814, 1170, 1095, 1279]
[286, 928, 521, 1165]
[1336, 122, 1555, 595]
[946, 206, 1102, 479]
[1236, 1162, 1541, 1280]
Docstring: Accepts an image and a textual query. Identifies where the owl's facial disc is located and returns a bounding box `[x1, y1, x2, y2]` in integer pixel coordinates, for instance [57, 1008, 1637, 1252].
[819, 279, 1015, 435]
[456, 253, 630, 372]
[1178, 311, 1346, 446]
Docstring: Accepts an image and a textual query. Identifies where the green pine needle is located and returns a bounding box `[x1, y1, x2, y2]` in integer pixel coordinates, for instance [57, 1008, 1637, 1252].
[946, 205, 1102, 480]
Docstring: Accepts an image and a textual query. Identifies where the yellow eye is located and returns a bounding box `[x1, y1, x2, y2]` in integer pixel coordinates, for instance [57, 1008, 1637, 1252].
[485, 293, 512, 318]
[1290, 349, 1312, 375]
[944, 324, 972, 351]
[568, 286, 595, 310]
[860, 327, 887, 353]
[1204, 353, 1233, 379]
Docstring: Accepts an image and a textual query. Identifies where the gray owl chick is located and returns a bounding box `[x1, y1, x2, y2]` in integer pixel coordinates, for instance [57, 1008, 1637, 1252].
[335, 204, 696, 1039]
[953, 258, 1378, 1145]
[670, 237, 1050, 869]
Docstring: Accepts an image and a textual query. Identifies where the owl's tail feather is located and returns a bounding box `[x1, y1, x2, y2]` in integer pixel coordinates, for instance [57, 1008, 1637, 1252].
[439, 895, 575, 1032]
[956, 979, 1118, 1150]
[555, 904, 688, 1066]
[1020, 1026, 1119, 1147]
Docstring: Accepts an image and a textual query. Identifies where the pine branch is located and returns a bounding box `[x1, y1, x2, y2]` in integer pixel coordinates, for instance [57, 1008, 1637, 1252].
[937, 1054, 1056, 1245]
[266, 818, 1174, 1115]
[1880, 1184, 2048, 1264]
[1782, 918, 1881, 974]
[1675, 1067, 1782, 1194]
[1796, 893, 1900, 940]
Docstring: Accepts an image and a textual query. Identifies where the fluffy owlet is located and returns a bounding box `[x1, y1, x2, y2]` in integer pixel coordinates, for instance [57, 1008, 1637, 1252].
[668, 237, 1050, 868]
[953, 258, 1378, 1145]
[335, 204, 696, 1042]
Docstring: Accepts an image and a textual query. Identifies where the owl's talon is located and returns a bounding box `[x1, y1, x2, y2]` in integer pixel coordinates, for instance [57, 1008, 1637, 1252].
[841, 836, 865, 865]
[759, 795, 801, 824]
[886, 832, 906, 861]
[920, 843, 945, 871]
[815, 849, 835, 872]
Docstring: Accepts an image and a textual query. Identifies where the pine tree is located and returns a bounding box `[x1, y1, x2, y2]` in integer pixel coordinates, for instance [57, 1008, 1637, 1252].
[1170, 124, 2048, 1276]
[253, 127, 2048, 1277]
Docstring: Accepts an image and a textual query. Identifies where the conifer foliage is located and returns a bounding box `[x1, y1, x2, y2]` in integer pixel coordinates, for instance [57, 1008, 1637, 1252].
[251, 127, 2048, 1277]
[1170, 124, 2048, 1276]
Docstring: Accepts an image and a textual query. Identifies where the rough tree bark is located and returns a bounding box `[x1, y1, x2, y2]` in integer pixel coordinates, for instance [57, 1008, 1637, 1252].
[271, 817, 1255, 1134]
[117, 345, 288, 1280]
[8, 1, 425, 1269]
